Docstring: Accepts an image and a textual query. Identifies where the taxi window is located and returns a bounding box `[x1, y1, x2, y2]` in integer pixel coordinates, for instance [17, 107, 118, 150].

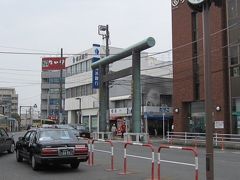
[24, 131, 32, 141]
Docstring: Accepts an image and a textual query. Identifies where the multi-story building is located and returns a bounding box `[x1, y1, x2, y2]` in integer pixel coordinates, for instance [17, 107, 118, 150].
[172, 0, 240, 134]
[65, 45, 173, 134]
[41, 57, 67, 123]
[0, 88, 18, 117]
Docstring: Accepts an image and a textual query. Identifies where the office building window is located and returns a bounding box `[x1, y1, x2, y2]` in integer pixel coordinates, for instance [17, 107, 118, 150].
[86, 60, 91, 71]
[231, 66, 240, 77]
[66, 67, 71, 77]
[49, 88, 60, 94]
[49, 99, 59, 105]
[228, 0, 238, 19]
[81, 85, 86, 96]
[76, 86, 81, 96]
[230, 46, 238, 65]
[82, 61, 87, 72]
[66, 89, 71, 98]
[71, 88, 76, 97]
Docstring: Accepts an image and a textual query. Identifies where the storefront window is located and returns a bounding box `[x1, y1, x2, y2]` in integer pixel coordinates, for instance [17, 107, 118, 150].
[82, 116, 89, 128]
[189, 101, 205, 133]
[231, 98, 240, 134]
[91, 115, 98, 132]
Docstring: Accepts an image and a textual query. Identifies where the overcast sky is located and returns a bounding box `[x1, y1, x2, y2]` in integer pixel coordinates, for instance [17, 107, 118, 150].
[0, 0, 172, 112]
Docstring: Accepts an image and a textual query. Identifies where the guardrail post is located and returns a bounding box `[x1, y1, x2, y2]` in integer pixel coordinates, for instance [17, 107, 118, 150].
[215, 133, 218, 146]
[185, 132, 187, 144]
[221, 137, 224, 151]
[167, 131, 170, 143]
[88, 139, 91, 165]
[91, 142, 94, 166]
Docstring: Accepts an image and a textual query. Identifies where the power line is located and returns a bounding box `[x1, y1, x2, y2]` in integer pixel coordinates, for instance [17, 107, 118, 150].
[0, 21, 238, 58]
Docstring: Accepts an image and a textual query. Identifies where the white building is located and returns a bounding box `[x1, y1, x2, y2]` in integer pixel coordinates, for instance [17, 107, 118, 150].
[65, 45, 172, 132]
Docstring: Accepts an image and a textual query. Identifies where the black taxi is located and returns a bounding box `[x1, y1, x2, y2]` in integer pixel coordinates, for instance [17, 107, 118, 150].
[15, 128, 88, 170]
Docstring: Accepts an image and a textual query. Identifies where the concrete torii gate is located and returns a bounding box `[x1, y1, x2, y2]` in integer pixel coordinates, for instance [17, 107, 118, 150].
[91, 37, 155, 133]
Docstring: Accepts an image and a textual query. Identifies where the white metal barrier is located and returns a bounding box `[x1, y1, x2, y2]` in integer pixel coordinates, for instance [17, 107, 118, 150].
[92, 132, 113, 140]
[123, 133, 150, 143]
[158, 144, 198, 180]
[167, 131, 240, 149]
[90, 139, 115, 171]
[118, 142, 155, 180]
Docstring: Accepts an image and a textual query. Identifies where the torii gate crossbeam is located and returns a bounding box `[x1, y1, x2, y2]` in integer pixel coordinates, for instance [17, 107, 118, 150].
[91, 37, 155, 133]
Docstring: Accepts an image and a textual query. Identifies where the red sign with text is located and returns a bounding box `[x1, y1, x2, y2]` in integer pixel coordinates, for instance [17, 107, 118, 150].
[42, 57, 66, 70]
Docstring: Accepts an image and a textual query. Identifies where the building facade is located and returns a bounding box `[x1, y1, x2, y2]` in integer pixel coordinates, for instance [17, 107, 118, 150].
[227, 0, 240, 134]
[172, 0, 240, 134]
[65, 45, 173, 133]
[109, 75, 173, 136]
[0, 88, 18, 117]
[41, 57, 67, 123]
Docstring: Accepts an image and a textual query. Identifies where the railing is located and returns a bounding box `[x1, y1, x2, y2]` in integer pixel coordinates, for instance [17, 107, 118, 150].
[157, 145, 198, 180]
[92, 132, 113, 140]
[118, 142, 155, 180]
[90, 139, 115, 171]
[167, 131, 240, 149]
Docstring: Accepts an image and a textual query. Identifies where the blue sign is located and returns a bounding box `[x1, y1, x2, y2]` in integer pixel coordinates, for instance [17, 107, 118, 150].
[92, 44, 100, 89]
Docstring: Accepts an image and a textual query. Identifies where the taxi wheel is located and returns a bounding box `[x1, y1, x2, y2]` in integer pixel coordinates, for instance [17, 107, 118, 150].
[16, 150, 23, 162]
[31, 155, 40, 170]
[8, 143, 15, 153]
[70, 161, 80, 169]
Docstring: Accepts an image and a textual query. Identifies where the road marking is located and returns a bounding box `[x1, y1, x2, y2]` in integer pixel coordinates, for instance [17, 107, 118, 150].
[215, 151, 225, 153]
[232, 151, 240, 154]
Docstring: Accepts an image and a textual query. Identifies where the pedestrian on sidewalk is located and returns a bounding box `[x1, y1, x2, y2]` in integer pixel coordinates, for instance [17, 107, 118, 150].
[120, 124, 126, 138]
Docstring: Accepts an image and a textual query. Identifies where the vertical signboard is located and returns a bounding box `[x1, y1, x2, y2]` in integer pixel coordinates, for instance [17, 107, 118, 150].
[92, 44, 100, 89]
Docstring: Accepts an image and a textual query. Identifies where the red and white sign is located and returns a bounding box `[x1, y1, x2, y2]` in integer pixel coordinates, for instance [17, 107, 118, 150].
[42, 57, 66, 70]
[48, 115, 58, 121]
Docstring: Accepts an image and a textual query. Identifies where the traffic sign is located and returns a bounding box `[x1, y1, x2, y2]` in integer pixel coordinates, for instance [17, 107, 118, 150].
[160, 105, 169, 113]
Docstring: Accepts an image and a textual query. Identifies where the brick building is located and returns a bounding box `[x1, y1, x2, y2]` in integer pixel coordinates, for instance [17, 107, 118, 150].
[172, 0, 240, 134]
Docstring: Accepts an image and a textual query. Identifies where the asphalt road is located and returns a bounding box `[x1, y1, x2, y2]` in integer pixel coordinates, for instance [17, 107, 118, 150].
[0, 132, 239, 180]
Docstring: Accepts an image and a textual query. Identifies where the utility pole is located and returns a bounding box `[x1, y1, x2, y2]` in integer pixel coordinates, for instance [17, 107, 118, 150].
[59, 48, 63, 124]
[98, 25, 110, 131]
[187, 1, 222, 179]
[203, 2, 214, 180]
[105, 25, 110, 131]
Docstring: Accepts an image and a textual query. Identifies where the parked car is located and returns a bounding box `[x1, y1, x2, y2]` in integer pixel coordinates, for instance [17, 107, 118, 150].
[15, 128, 89, 170]
[71, 124, 91, 138]
[0, 127, 15, 154]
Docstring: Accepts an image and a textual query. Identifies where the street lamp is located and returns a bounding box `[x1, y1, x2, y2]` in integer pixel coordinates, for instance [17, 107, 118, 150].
[76, 97, 81, 124]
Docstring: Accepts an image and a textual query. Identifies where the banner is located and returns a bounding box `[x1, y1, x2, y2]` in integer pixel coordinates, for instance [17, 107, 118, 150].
[42, 57, 66, 70]
[92, 44, 100, 89]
